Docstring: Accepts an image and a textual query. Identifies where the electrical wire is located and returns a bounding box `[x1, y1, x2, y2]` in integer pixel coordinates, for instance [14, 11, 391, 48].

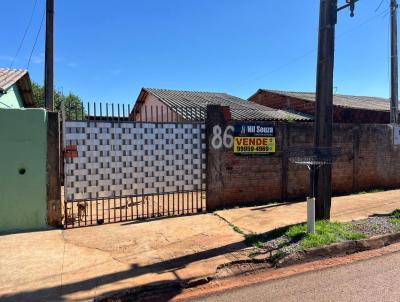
[9, 0, 38, 69]
[27, 9, 45, 70]
[232, 6, 390, 90]
[387, 4, 391, 98]
[375, 0, 387, 12]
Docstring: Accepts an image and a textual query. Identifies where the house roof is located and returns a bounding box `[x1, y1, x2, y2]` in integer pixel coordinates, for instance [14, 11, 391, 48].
[0, 68, 35, 107]
[134, 88, 311, 121]
[256, 89, 392, 112]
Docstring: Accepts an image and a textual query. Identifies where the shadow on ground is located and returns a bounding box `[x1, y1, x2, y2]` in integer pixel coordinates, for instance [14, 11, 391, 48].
[1, 222, 297, 302]
[1, 238, 247, 302]
[4, 209, 396, 302]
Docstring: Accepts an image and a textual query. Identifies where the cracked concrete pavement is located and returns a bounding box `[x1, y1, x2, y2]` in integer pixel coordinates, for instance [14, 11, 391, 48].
[215, 189, 400, 234]
[0, 213, 246, 302]
[1, 190, 400, 301]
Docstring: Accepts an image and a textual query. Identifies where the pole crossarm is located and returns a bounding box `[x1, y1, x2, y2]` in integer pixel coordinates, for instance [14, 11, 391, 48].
[337, 0, 359, 13]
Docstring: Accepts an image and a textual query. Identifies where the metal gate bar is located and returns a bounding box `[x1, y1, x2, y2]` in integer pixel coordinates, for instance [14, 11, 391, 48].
[62, 102, 207, 228]
[64, 189, 206, 228]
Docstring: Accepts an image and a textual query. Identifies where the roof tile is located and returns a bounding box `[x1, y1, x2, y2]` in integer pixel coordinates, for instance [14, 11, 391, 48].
[261, 89, 392, 112]
[144, 88, 311, 121]
[0, 68, 27, 92]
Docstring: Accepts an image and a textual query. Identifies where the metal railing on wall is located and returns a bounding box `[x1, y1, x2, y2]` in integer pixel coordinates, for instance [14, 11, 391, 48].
[62, 101, 311, 123]
[63, 101, 207, 123]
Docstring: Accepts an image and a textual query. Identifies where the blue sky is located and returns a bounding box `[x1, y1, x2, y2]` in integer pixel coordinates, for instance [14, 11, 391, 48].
[0, 0, 393, 106]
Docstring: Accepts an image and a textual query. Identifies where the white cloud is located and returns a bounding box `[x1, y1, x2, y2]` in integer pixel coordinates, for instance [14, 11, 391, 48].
[67, 62, 79, 68]
[31, 52, 44, 64]
[110, 69, 122, 76]
[0, 55, 14, 62]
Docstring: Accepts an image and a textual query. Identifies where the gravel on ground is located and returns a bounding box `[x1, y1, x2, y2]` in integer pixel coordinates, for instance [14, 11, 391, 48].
[250, 215, 400, 261]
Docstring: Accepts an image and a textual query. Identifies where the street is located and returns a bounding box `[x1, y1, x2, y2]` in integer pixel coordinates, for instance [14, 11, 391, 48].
[188, 251, 400, 302]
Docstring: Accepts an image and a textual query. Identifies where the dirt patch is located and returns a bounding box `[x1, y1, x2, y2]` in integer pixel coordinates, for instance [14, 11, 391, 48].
[170, 242, 400, 302]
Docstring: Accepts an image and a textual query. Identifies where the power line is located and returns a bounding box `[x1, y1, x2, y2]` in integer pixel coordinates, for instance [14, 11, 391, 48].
[27, 9, 46, 70]
[9, 0, 39, 69]
[375, 0, 387, 12]
[387, 4, 391, 97]
[233, 7, 389, 90]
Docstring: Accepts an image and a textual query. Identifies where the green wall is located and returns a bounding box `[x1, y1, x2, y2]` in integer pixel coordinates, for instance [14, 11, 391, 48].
[0, 108, 48, 232]
[0, 84, 24, 109]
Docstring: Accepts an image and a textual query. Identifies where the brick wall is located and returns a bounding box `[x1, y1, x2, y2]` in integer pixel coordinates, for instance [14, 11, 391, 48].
[206, 108, 400, 210]
[249, 90, 392, 124]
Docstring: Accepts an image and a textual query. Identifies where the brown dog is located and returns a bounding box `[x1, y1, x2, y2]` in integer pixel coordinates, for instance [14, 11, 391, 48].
[77, 202, 88, 221]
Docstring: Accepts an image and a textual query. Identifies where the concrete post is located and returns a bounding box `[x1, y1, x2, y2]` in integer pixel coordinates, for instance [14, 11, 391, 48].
[47, 111, 62, 226]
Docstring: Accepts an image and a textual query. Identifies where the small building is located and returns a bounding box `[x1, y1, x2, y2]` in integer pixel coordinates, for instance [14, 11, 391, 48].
[0, 68, 35, 109]
[249, 89, 398, 124]
[132, 88, 310, 122]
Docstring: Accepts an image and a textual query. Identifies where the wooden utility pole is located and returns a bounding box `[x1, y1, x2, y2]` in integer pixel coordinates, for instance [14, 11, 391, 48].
[314, 0, 337, 220]
[313, 0, 357, 220]
[391, 0, 399, 124]
[44, 0, 54, 111]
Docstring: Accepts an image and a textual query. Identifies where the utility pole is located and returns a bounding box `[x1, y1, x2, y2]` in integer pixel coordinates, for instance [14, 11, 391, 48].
[44, 0, 54, 111]
[314, 0, 357, 220]
[391, 0, 399, 124]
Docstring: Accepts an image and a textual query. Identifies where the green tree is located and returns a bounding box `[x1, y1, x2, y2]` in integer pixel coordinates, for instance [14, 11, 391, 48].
[31, 82, 85, 119]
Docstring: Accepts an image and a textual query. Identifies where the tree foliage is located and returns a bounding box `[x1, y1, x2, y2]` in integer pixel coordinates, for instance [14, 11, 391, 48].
[32, 82, 84, 119]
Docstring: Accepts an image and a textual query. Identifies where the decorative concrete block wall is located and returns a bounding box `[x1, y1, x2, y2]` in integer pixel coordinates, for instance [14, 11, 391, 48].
[64, 121, 206, 200]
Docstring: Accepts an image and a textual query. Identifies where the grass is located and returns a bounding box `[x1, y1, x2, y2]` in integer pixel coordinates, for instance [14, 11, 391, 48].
[388, 210, 400, 225]
[390, 209, 400, 218]
[270, 251, 286, 262]
[248, 251, 260, 258]
[356, 188, 385, 195]
[245, 233, 265, 248]
[232, 225, 245, 235]
[389, 218, 400, 224]
[285, 220, 366, 249]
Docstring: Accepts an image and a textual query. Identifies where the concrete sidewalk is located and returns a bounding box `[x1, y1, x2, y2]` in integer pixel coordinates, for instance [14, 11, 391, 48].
[1, 190, 400, 302]
[216, 189, 400, 234]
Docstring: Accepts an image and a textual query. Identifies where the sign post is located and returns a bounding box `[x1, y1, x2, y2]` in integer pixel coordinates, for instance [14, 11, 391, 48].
[307, 197, 316, 234]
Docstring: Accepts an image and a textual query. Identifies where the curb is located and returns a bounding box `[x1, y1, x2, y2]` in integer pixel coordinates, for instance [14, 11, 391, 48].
[94, 281, 183, 302]
[94, 232, 400, 301]
[276, 232, 400, 268]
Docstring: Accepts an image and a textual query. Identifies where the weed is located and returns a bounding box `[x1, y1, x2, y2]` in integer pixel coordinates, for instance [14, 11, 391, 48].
[232, 225, 245, 235]
[248, 251, 260, 258]
[286, 115, 295, 123]
[285, 220, 366, 249]
[285, 223, 307, 238]
[356, 189, 384, 195]
[270, 251, 286, 262]
[245, 233, 265, 248]
[390, 209, 400, 218]
[371, 224, 379, 231]
[389, 218, 400, 224]
[366, 189, 384, 193]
